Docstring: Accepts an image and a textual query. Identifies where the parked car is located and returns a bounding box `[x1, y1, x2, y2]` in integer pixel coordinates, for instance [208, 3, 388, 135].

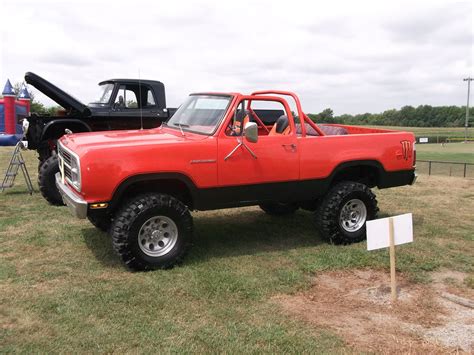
[55, 90, 417, 270]
[23, 72, 175, 205]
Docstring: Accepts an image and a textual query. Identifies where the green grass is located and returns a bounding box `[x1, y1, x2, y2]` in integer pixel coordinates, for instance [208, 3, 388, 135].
[1, 147, 473, 353]
[414, 142, 474, 178]
[415, 142, 474, 164]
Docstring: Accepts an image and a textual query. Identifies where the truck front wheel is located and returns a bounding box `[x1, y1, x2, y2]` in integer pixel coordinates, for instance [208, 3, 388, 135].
[315, 181, 378, 244]
[38, 155, 64, 206]
[110, 193, 193, 271]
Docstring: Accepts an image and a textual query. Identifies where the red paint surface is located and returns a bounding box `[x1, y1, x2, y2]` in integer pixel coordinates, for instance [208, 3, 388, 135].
[1, 97, 30, 134]
[18, 98, 31, 114]
[2, 96, 15, 134]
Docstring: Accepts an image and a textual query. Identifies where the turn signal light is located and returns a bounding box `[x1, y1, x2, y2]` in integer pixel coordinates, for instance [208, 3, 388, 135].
[90, 203, 108, 209]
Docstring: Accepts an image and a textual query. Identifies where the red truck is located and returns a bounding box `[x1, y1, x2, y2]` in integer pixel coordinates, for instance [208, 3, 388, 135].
[55, 91, 416, 271]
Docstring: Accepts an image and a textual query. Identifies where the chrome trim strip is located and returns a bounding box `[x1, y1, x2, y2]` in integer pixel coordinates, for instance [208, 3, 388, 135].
[55, 173, 87, 219]
[190, 159, 217, 164]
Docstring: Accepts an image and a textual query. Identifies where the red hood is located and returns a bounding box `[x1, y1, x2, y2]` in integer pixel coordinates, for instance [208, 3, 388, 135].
[59, 127, 208, 155]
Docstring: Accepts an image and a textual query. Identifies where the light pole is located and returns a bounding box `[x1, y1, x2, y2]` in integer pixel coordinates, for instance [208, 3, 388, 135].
[463, 77, 473, 143]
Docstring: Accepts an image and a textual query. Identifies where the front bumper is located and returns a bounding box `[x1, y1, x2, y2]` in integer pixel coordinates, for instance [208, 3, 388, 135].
[410, 172, 418, 185]
[55, 173, 87, 219]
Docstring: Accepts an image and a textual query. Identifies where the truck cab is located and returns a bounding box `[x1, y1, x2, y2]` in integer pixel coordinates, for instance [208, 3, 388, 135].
[23, 72, 174, 205]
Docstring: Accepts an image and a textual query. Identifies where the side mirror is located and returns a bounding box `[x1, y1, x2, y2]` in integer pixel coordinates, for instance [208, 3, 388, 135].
[244, 122, 258, 143]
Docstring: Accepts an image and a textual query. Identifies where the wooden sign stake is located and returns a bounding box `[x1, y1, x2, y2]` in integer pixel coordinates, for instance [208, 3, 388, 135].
[367, 213, 413, 305]
[388, 217, 397, 302]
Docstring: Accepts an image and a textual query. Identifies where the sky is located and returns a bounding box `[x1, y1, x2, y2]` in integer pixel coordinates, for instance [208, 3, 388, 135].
[0, 0, 472, 115]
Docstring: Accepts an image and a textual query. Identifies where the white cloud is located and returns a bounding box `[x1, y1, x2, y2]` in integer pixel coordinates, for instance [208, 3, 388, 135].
[0, 0, 472, 115]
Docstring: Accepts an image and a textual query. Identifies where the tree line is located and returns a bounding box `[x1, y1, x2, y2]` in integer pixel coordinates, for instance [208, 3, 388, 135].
[3, 82, 472, 127]
[308, 106, 474, 127]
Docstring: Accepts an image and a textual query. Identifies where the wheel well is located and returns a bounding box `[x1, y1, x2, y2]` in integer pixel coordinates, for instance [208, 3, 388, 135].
[42, 121, 91, 142]
[112, 179, 194, 212]
[332, 165, 379, 187]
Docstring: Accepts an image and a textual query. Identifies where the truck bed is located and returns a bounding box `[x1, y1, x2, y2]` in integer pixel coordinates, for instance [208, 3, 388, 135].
[325, 124, 400, 134]
[296, 123, 402, 136]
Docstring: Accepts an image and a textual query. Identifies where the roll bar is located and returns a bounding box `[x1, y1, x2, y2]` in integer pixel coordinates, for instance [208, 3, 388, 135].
[250, 90, 325, 136]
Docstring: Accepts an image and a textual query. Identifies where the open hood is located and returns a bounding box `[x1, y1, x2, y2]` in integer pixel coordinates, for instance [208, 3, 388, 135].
[24, 72, 91, 116]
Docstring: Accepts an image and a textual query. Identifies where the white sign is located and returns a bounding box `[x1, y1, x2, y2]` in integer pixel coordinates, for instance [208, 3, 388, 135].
[419, 137, 429, 143]
[366, 213, 413, 251]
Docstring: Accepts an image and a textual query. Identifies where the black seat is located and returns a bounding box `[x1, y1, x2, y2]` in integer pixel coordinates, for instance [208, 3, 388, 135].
[269, 115, 289, 135]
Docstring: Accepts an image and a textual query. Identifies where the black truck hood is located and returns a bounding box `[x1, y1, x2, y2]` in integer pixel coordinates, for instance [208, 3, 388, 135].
[25, 72, 91, 116]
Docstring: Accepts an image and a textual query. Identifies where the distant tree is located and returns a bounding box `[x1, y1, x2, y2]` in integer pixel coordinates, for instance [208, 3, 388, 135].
[400, 106, 415, 126]
[309, 108, 335, 123]
[319, 108, 334, 123]
[306, 104, 471, 127]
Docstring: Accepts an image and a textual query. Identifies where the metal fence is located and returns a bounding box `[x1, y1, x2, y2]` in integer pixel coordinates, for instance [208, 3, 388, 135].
[417, 160, 474, 178]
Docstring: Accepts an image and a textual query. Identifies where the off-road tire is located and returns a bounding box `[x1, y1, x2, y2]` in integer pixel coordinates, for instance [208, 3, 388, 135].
[88, 215, 112, 233]
[38, 155, 64, 206]
[315, 181, 378, 245]
[259, 202, 298, 216]
[110, 193, 193, 271]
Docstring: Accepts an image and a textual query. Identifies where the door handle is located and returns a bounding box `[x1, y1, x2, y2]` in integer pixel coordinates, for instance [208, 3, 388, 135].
[282, 143, 297, 150]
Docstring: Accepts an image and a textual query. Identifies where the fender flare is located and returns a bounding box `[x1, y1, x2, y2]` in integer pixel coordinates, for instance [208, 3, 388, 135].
[328, 160, 385, 186]
[41, 119, 92, 141]
[108, 173, 199, 211]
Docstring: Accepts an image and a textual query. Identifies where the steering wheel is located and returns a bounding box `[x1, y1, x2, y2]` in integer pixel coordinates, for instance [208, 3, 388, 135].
[226, 108, 247, 136]
[227, 117, 245, 136]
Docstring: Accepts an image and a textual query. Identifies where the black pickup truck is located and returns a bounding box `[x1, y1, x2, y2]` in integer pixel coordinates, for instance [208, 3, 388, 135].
[23, 72, 175, 205]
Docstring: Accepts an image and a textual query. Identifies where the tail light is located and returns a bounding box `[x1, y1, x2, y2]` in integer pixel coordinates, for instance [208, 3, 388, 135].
[413, 142, 416, 167]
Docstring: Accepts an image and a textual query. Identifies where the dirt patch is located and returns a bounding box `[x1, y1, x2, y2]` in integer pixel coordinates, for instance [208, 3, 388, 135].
[273, 270, 473, 353]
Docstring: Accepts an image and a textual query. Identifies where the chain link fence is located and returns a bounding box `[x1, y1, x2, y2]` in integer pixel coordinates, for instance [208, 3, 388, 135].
[417, 160, 474, 178]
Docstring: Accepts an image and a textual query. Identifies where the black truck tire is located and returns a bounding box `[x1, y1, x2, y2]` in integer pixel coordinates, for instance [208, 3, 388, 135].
[110, 193, 193, 271]
[315, 181, 378, 245]
[38, 155, 64, 206]
[259, 202, 298, 216]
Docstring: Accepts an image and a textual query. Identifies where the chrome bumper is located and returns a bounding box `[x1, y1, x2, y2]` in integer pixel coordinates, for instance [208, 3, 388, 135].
[410, 172, 418, 185]
[55, 173, 87, 219]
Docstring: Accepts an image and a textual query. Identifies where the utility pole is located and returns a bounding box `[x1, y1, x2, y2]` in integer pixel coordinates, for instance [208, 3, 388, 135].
[463, 77, 473, 143]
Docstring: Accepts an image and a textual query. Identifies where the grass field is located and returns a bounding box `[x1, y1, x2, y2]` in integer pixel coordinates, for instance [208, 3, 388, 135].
[1, 148, 473, 353]
[415, 142, 474, 178]
[416, 142, 474, 164]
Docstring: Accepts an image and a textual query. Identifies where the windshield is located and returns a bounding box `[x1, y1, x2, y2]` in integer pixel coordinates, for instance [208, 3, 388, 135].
[166, 95, 231, 135]
[92, 83, 115, 104]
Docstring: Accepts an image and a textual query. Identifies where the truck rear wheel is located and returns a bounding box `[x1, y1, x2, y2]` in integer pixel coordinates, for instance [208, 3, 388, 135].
[259, 202, 298, 215]
[315, 181, 378, 244]
[110, 193, 193, 271]
[38, 155, 64, 206]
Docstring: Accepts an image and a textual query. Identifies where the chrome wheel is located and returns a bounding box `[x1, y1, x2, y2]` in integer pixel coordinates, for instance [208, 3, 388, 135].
[339, 199, 367, 232]
[138, 216, 178, 257]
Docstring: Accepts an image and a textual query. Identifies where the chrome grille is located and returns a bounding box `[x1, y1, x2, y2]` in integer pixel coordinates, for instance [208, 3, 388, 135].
[64, 165, 72, 180]
[60, 147, 73, 166]
[57, 143, 75, 186]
